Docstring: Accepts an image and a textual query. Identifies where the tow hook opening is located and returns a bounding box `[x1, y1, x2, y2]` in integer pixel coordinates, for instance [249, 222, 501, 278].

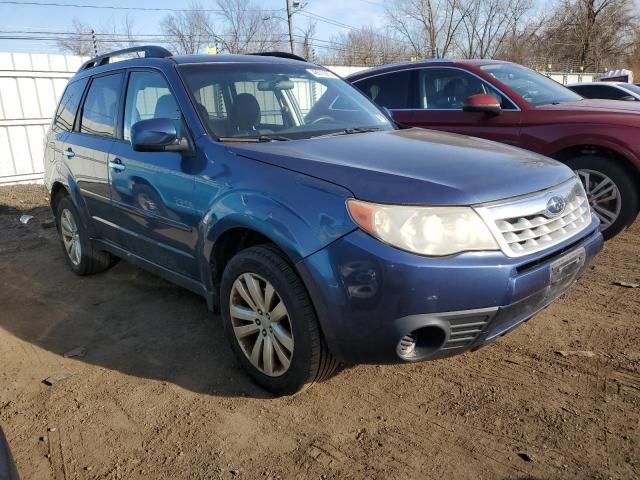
[396, 325, 447, 361]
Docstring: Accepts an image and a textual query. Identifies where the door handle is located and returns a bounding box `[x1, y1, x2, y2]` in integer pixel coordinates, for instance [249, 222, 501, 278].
[109, 158, 125, 172]
[64, 148, 75, 158]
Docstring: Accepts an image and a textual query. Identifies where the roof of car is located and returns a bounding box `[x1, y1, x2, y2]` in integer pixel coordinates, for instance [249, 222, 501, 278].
[566, 82, 626, 87]
[171, 54, 308, 65]
[346, 58, 509, 79]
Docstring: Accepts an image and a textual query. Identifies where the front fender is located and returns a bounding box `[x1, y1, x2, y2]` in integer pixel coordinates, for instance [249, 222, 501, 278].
[201, 188, 356, 266]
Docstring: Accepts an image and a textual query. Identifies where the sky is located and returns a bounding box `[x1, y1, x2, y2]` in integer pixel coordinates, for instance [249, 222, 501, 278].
[0, 0, 389, 54]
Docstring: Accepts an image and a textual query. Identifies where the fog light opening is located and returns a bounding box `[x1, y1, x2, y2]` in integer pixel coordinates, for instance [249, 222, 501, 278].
[396, 326, 447, 360]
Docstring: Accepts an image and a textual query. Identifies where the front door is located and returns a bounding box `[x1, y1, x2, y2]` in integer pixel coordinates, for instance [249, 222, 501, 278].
[409, 67, 522, 146]
[107, 69, 200, 279]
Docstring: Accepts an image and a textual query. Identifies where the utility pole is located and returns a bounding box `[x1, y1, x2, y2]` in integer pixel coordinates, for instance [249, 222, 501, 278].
[90, 29, 98, 56]
[286, 0, 295, 55]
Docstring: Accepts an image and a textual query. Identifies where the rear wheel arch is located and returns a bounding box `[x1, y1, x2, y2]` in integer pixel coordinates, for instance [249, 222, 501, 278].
[50, 182, 70, 214]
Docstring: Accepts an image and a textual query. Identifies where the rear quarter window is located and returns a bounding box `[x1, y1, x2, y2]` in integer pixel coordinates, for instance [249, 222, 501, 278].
[53, 78, 88, 131]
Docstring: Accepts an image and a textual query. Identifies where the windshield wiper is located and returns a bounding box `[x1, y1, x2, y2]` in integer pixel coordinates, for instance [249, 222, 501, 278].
[218, 135, 291, 143]
[312, 127, 381, 139]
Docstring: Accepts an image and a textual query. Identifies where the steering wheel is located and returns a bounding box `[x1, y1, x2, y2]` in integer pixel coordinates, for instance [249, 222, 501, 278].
[310, 115, 336, 125]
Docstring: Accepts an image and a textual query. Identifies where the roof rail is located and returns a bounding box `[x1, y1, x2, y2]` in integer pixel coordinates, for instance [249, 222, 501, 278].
[78, 45, 172, 72]
[248, 51, 307, 62]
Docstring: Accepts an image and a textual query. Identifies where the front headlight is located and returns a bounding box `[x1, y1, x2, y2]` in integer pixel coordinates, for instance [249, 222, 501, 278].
[347, 199, 499, 256]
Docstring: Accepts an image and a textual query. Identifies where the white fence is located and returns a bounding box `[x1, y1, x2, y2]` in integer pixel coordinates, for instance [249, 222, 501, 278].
[0, 53, 88, 185]
[0, 52, 599, 186]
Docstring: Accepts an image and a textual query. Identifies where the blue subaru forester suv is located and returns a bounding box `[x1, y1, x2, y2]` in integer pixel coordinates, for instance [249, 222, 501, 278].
[44, 46, 603, 395]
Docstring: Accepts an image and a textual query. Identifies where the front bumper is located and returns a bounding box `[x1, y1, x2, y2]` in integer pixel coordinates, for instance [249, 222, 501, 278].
[296, 218, 603, 364]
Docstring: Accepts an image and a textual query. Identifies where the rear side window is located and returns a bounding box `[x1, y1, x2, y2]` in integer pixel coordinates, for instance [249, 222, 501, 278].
[80, 73, 124, 138]
[354, 71, 416, 110]
[53, 78, 88, 131]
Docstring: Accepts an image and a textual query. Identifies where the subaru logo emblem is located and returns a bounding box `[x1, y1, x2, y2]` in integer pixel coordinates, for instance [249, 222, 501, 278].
[546, 195, 566, 217]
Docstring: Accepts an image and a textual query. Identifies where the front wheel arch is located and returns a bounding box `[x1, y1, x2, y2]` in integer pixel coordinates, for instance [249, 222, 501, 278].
[555, 151, 639, 239]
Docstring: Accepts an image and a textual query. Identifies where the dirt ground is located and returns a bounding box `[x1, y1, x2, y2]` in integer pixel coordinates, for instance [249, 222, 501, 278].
[0, 184, 638, 480]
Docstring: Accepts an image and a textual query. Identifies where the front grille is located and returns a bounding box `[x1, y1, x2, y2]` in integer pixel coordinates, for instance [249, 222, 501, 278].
[476, 177, 592, 258]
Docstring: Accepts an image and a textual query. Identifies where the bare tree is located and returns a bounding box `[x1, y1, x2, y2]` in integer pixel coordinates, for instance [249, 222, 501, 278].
[56, 19, 97, 56]
[57, 16, 138, 56]
[160, 2, 213, 55]
[212, 0, 285, 54]
[457, 0, 532, 59]
[386, 0, 469, 58]
[531, 0, 637, 71]
[299, 21, 316, 61]
[320, 27, 409, 66]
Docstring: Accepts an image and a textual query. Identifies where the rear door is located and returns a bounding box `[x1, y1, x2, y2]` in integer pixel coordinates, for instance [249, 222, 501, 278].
[106, 68, 199, 279]
[410, 67, 522, 145]
[64, 71, 124, 232]
[45, 77, 87, 183]
[352, 69, 418, 125]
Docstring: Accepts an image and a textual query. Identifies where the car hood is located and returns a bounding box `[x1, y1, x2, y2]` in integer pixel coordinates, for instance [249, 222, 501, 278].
[225, 128, 574, 205]
[538, 98, 640, 113]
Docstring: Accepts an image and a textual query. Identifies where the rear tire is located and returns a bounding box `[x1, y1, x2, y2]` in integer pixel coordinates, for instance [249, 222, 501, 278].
[55, 196, 115, 275]
[566, 155, 638, 240]
[220, 245, 339, 396]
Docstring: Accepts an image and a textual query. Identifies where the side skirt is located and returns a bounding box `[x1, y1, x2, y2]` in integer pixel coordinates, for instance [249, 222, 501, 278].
[93, 239, 218, 311]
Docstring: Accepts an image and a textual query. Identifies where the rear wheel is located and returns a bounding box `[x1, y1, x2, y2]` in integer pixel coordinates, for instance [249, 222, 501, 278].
[55, 196, 115, 275]
[566, 155, 638, 240]
[220, 245, 339, 395]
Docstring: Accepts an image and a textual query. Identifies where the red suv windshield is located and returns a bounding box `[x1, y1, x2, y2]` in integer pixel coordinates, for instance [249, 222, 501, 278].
[480, 63, 582, 107]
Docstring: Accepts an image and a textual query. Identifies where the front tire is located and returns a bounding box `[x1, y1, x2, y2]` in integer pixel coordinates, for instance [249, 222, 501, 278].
[220, 245, 339, 396]
[55, 196, 115, 275]
[566, 155, 639, 240]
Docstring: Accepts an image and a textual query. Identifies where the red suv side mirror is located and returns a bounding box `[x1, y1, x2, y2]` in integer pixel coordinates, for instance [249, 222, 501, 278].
[463, 94, 502, 115]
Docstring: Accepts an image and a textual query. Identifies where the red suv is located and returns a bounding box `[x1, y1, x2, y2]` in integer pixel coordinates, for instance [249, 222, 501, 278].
[348, 60, 640, 238]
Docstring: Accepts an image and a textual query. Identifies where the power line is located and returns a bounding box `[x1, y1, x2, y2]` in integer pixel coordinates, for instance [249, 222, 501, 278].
[0, 1, 279, 12]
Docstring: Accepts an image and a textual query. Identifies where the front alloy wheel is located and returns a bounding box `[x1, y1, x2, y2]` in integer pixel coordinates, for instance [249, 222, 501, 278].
[220, 245, 339, 395]
[576, 169, 621, 231]
[566, 155, 638, 240]
[229, 273, 294, 377]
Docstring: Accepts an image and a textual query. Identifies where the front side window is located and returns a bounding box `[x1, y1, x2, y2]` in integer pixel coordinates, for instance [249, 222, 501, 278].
[420, 68, 516, 110]
[123, 70, 180, 141]
[80, 73, 123, 138]
[354, 70, 416, 110]
[54, 78, 88, 131]
[480, 63, 582, 107]
[180, 63, 392, 141]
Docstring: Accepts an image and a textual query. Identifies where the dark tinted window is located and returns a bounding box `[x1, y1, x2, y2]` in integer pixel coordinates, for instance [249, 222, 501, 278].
[570, 84, 633, 100]
[80, 73, 123, 138]
[355, 70, 416, 109]
[420, 68, 517, 110]
[598, 85, 630, 99]
[54, 78, 88, 131]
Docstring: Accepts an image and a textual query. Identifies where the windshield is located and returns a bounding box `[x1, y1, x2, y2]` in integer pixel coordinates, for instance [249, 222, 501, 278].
[480, 63, 582, 107]
[179, 62, 393, 141]
[621, 83, 640, 96]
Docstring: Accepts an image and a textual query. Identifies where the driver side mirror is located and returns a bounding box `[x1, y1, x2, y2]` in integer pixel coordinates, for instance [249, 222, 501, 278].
[131, 118, 189, 153]
[463, 94, 502, 115]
